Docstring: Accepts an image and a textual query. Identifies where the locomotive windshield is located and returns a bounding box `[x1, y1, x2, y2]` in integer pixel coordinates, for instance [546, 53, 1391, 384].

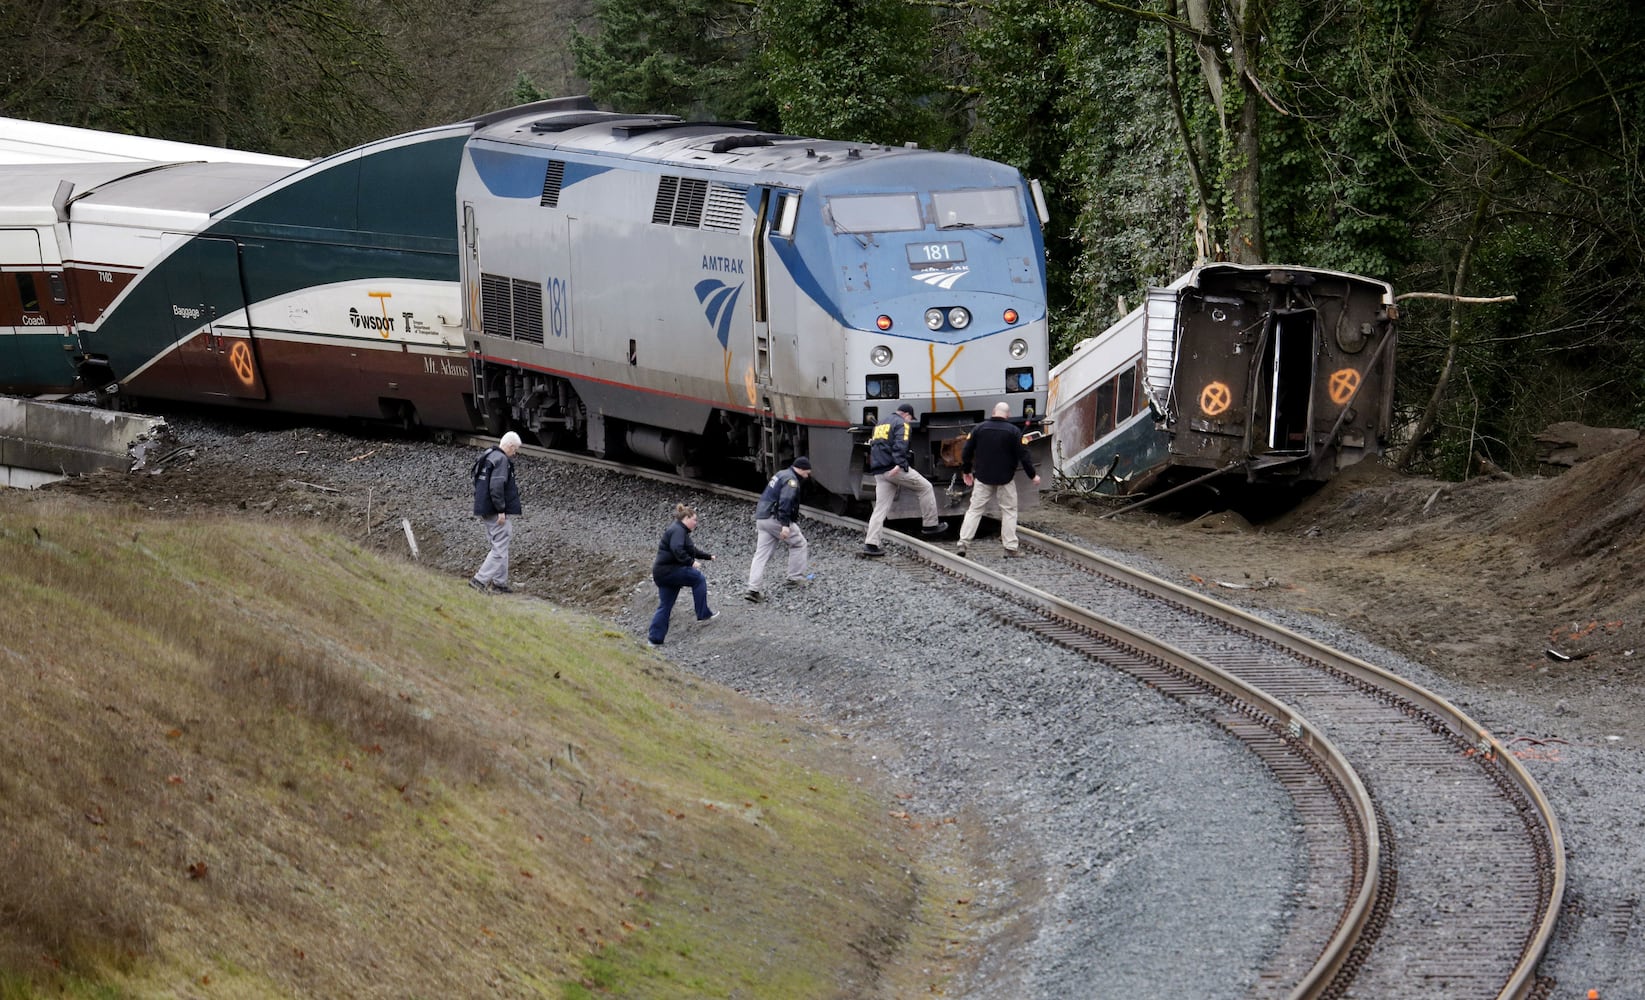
[826, 193, 923, 234]
[933, 188, 1024, 229]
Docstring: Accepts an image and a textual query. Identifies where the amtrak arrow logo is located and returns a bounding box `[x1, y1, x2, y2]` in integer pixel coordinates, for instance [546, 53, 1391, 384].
[695, 279, 744, 350]
[912, 269, 969, 290]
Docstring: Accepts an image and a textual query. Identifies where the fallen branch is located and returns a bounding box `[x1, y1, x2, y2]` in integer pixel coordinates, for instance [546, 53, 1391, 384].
[1393, 292, 1518, 304]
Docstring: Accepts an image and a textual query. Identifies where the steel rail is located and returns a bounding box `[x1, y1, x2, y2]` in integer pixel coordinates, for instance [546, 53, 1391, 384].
[1017, 524, 1566, 1000]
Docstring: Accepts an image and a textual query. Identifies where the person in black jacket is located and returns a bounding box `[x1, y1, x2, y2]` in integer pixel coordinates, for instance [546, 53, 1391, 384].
[957, 402, 1040, 557]
[470, 430, 523, 593]
[647, 503, 718, 646]
[745, 457, 813, 602]
[862, 403, 945, 556]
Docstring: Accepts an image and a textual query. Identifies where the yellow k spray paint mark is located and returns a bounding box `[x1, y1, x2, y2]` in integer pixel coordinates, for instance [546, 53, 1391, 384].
[930, 344, 964, 410]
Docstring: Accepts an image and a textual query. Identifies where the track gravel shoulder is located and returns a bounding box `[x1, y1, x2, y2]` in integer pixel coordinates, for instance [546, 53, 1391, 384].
[42, 416, 1645, 998]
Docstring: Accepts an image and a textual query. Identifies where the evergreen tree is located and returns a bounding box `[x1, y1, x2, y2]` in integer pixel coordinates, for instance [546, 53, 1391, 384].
[571, 0, 774, 123]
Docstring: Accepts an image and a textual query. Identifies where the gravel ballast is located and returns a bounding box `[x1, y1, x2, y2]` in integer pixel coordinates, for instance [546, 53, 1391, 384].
[46, 415, 1645, 998]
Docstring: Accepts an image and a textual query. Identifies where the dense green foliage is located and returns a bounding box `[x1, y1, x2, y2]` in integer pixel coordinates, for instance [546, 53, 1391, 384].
[4, 0, 1641, 476]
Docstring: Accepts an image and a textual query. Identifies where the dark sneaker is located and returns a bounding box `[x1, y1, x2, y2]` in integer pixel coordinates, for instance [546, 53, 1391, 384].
[862, 544, 885, 557]
[469, 578, 488, 592]
[920, 521, 948, 537]
[786, 573, 816, 586]
[489, 582, 514, 594]
[1003, 548, 1021, 558]
[744, 589, 764, 603]
[697, 610, 721, 624]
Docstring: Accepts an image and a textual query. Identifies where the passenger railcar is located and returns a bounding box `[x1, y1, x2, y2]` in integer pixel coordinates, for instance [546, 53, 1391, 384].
[1048, 264, 1397, 498]
[0, 100, 1055, 515]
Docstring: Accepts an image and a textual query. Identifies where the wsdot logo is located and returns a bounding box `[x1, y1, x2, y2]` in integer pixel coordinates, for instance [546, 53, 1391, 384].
[349, 308, 395, 332]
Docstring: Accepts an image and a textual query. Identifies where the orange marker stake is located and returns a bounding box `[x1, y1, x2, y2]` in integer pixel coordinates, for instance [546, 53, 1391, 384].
[1588, 990, 1599, 999]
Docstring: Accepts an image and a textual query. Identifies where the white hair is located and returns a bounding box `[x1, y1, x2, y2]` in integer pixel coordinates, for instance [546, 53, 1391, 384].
[499, 431, 522, 449]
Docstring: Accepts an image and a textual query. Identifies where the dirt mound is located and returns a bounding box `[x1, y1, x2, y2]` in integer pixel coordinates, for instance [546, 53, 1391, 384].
[1508, 434, 1645, 566]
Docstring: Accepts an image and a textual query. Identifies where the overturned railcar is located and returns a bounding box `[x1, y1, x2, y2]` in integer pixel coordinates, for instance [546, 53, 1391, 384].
[1049, 264, 1397, 497]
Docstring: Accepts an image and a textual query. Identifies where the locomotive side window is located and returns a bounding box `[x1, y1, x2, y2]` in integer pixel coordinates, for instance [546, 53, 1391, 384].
[932, 188, 1024, 229]
[16, 273, 40, 313]
[773, 192, 799, 238]
[826, 193, 921, 234]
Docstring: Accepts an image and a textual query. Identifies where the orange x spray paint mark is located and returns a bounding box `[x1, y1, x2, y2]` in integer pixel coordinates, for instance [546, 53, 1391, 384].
[1199, 381, 1232, 416]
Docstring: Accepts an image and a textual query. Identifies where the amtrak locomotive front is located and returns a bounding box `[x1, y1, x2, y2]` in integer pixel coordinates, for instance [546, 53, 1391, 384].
[458, 102, 1053, 514]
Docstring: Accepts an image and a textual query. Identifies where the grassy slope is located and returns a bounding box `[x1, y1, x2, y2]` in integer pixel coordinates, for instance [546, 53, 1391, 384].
[0, 492, 933, 998]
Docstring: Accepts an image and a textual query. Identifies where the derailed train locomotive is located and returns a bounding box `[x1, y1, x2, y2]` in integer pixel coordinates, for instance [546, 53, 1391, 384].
[1048, 264, 1398, 499]
[0, 98, 1053, 515]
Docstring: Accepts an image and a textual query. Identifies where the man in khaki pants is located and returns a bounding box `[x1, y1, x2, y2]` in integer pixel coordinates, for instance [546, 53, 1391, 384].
[862, 403, 946, 556]
[957, 402, 1040, 557]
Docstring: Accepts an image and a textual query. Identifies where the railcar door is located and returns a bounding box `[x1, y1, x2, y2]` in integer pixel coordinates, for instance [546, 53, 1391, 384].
[1254, 308, 1317, 455]
[1169, 286, 1261, 463]
[163, 236, 266, 400]
[0, 227, 77, 393]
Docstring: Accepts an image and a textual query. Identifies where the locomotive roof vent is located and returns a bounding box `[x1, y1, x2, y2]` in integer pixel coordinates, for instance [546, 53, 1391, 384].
[710, 134, 774, 154]
[529, 111, 635, 133]
[612, 119, 753, 139]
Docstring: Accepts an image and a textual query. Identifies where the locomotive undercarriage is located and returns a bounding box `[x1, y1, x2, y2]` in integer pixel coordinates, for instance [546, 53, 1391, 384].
[480, 366, 815, 487]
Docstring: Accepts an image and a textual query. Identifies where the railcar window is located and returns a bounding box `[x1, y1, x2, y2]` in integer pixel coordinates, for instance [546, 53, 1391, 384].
[932, 188, 1024, 229]
[1094, 381, 1116, 438]
[16, 273, 40, 312]
[1116, 367, 1137, 421]
[826, 193, 922, 234]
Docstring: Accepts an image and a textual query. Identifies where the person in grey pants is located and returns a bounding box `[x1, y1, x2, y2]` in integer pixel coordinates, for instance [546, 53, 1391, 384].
[746, 457, 813, 601]
[470, 430, 522, 593]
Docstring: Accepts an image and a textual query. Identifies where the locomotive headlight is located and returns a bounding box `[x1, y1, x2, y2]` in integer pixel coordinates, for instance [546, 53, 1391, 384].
[870, 345, 894, 367]
[1009, 338, 1029, 359]
[947, 307, 971, 329]
[924, 308, 945, 331]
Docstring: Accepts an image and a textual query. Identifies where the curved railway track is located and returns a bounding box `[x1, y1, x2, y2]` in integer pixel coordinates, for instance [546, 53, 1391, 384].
[899, 526, 1565, 999]
[472, 438, 1568, 997]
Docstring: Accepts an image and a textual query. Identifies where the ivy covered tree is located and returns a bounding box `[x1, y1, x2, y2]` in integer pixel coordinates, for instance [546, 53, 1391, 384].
[971, 0, 1198, 354]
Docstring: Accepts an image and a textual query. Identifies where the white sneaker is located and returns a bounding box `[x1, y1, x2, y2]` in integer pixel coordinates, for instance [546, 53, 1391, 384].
[698, 611, 721, 625]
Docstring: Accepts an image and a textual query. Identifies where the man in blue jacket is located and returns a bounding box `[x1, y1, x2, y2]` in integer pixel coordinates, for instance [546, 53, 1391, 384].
[863, 403, 946, 556]
[745, 457, 813, 602]
[957, 402, 1040, 557]
[470, 431, 522, 593]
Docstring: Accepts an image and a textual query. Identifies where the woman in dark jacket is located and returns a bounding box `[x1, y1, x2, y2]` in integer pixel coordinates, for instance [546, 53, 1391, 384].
[647, 503, 718, 646]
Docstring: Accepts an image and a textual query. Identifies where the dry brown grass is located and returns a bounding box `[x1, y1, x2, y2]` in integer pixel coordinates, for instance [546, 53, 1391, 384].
[0, 491, 945, 999]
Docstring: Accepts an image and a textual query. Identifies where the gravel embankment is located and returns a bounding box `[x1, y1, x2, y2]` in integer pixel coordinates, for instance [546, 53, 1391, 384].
[63, 414, 1645, 999]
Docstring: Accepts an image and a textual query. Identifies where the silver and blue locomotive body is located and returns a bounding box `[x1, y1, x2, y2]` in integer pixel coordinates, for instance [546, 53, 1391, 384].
[458, 105, 1053, 513]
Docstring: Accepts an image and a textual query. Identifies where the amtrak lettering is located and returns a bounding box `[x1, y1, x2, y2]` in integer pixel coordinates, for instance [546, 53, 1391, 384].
[20, 315, 46, 326]
[348, 307, 395, 332]
[701, 255, 745, 274]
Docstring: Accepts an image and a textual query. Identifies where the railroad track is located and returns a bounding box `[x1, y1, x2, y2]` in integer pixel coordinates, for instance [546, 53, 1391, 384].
[893, 527, 1565, 999]
[478, 438, 1566, 998]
